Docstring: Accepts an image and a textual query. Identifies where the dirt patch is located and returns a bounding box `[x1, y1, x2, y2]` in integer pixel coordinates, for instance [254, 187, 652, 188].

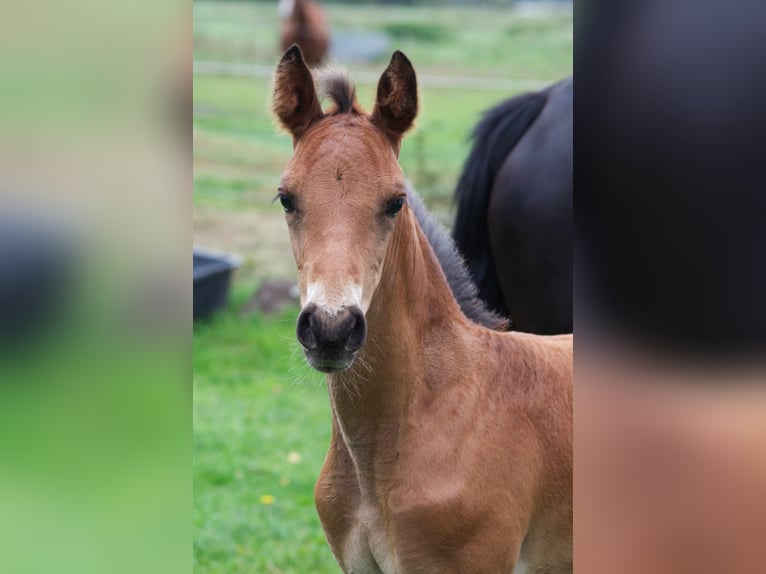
[193, 205, 296, 285]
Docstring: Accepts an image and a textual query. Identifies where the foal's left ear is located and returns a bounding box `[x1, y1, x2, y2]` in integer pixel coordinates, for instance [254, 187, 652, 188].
[371, 51, 418, 156]
[272, 44, 324, 144]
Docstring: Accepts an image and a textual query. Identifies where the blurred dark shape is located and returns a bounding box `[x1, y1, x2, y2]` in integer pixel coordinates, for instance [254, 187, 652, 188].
[453, 78, 572, 335]
[193, 248, 240, 321]
[576, 0, 766, 358]
[0, 216, 75, 350]
[279, 0, 330, 67]
[576, 4, 766, 573]
[241, 279, 299, 316]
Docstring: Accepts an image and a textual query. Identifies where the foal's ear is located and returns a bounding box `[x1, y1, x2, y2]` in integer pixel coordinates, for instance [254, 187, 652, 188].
[371, 51, 418, 156]
[272, 44, 324, 143]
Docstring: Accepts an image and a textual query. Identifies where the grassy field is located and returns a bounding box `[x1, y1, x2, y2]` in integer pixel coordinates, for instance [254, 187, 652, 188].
[193, 288, 334, 573]
[194, 2, 571, 572]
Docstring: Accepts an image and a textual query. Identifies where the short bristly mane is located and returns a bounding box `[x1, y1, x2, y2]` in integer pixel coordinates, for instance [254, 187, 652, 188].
[315, 68, 364, 115]
[310, 68, 508, 331]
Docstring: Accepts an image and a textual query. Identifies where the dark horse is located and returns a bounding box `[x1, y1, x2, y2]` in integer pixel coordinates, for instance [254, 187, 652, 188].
[453, 78, 572, 335]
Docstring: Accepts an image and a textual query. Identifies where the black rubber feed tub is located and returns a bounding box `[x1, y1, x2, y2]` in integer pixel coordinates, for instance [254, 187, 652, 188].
[193, 248, 241, 321]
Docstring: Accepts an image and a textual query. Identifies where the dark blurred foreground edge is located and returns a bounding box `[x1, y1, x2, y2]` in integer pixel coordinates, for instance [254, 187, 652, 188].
[574, 2, 766, 574]
[0, 216, 75, 350]
[575, 0, 766, 361]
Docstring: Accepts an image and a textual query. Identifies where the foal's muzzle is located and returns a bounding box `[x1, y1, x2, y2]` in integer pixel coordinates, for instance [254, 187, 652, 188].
[296, 303, 367, 372]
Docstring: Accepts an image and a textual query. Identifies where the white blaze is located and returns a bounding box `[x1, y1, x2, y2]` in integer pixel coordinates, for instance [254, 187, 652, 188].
[305, 281, 364, 316]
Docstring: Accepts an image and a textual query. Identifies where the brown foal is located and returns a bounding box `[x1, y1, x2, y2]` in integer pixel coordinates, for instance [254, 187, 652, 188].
[272, 45, 573, 574]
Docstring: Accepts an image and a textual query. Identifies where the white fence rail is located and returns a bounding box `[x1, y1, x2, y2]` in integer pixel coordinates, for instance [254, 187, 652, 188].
[194, 61, 553, 92]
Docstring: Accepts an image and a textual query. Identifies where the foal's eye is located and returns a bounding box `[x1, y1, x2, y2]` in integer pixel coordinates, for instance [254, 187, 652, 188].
[385, 197, 405, 218]
[278, 193, 296, 213]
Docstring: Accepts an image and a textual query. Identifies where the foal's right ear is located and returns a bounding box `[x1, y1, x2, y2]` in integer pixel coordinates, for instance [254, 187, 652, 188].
[272, 44, 324, 144]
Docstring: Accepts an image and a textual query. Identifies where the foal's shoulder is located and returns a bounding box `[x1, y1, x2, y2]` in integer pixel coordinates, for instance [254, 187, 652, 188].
[495, 330, 573, 374]
[547, 333, 573, 348]
[496, 330, 572, 348]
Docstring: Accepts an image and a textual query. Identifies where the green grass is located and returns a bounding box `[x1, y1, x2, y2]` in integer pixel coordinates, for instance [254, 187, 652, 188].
[194, 288, 336, 573]
[194, 2, 571, 572]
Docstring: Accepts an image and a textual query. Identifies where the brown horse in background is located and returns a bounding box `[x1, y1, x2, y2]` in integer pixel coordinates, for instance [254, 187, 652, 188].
[279, 0, 330, 67]
[272, 45, 572, 573]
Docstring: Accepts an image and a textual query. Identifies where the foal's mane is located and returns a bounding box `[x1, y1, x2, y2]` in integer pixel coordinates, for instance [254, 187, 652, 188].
[315, 68, 364, 115]
[315, 68, 509, 332]
[406, 187, 509, 331]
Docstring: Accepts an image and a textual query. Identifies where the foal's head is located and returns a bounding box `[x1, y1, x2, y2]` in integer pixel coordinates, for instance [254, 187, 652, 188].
[272, 45, 418, 373]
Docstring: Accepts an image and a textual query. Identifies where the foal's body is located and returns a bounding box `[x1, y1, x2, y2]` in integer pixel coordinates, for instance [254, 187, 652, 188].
[272, 46, 572, 574]
[316, 204, 572, 573]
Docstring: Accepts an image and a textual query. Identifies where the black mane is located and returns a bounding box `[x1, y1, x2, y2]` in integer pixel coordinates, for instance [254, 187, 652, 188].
[406, 185, 509, 331]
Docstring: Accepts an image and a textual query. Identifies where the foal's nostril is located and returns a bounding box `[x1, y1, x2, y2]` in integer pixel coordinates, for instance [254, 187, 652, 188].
[344, 307, 367, 352]
[298, 304, 366, 355]
[296, 306, 318, 349]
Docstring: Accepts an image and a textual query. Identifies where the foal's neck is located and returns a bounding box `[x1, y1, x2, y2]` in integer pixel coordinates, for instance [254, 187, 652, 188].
[327, 207, 469, 468]
[334, 205, 464, 382]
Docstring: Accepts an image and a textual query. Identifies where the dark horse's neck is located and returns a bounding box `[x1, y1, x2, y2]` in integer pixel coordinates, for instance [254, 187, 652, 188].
[327, 205, 471, 483]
